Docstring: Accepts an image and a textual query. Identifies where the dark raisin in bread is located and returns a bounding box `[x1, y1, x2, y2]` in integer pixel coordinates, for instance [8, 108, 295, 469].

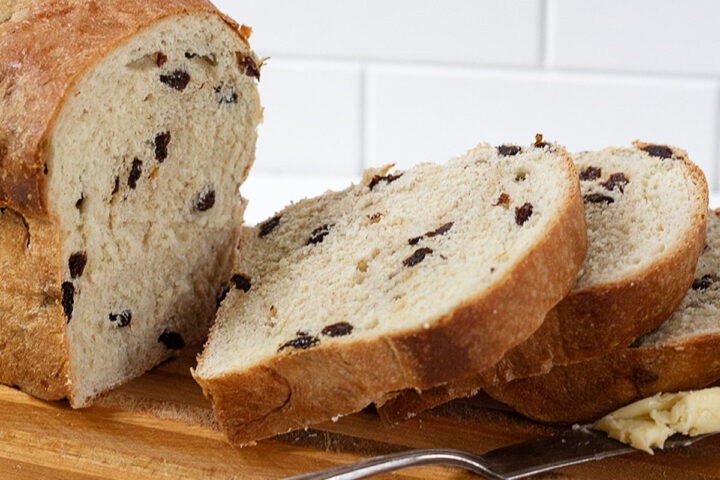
[487, 209, 720, 424]
[193, 139, 588, 445]
[0, 0, 261, 407]
[379, 141, 708, 423]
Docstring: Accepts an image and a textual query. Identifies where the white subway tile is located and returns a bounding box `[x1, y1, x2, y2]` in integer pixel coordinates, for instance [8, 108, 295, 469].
[254, 59, 362, 175]
[367, 66, 718, 187]
[215, 0, 542, 66]
[547, 0, 720, 76]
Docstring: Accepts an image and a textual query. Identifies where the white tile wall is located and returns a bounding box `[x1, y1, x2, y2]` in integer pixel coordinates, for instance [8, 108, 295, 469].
[367, 67, 718, 177]
[547, 0, 720, 76]
[254, 59, 362, 175]
[216, 0, 542, 66]
[210, 0, 720, 221]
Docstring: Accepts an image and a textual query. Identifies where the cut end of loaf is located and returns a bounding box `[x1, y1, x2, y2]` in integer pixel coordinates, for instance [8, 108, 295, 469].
[195, 139, 588, 444]
[376, 141, 710, 425]
[573, 142, 707, 291]
[485, 209, 720, 425]
[42, 12, 261, 406]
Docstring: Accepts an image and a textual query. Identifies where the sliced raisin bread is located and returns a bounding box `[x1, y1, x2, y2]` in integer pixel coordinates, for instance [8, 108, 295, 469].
[379, 142, 708, 423]
[0, 0, 262, 407]
[193, 139, 588, 446]
[487, 209, 720, 424]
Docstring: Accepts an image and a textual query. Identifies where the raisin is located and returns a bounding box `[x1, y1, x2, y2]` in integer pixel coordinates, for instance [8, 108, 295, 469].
[493, 193, 510, 207]
[584, 193, 614, 204]
[128, 158, 142, 189]
[534, 133, 549, 148]
[214, 82, 238, 105]
[497, 145, 521, 156]
[193, 188, 216, 212]
[75, 194, 84, 209]
[603, 172, 629, 193]
[259, 215, 282, 237]
[308, 225, 332, 245]
[231, 273, 251, 292]
[515, 202, 533, 226]
[112, 176, 119, 195]
[368, 212, 383, 224]
[43, 162, 48, 175]
[159, 70, 190, 91]
[579, 166, 601, 181]
[426, 222, 454, 238]
[369, 173, 403, 191]
[109, 310, 132, 328]
[408, 236, 423, 246]
[61, 282, 74, 323]
[156, 52, 168, 67]
[68, 252, 87, 279]
[322, 322, 354, 337]
[403, 247, 433, 267]
[237, 53, 261, 80]
[278, 334, 319, 352]
[642, 144, 673, 159]
[692, 274, 713, 290]
[408, 222, 453, 246]
[154, 132, 171, 162]
[185, 51, 197, 59]
[158, 330, 185, 350]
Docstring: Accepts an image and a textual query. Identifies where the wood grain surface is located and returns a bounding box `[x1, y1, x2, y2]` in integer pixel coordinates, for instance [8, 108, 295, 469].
[1, 346, 719, 480]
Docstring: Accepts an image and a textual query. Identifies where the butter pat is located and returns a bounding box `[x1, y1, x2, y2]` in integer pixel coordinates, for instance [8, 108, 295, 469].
[594, 387, 720, 454]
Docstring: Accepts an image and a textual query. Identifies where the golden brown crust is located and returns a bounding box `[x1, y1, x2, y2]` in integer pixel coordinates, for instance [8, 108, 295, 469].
[0, 0, 253, 403]
[0, 0, 233, 216]
[194, 146, 589, 446]
[379, 142, 709, 423]
[0, 208, 70, 400]
[484, 334, 720, 424]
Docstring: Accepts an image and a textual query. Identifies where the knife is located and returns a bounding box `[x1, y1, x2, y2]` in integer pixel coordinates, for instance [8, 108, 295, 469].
[284, 427, 715, 480]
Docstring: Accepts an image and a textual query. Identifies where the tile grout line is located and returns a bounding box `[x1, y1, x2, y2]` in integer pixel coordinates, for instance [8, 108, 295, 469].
[263, 52, 720, 85]
[538, 0, 548, 68]
[359, 63, 369, 173]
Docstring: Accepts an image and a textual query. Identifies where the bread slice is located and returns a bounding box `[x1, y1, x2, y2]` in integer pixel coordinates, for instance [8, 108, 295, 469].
[486, 209, 720, 424]
[193, 139, 588, 445]
[0, 0, 261, 407]
[379, 142, 708, 423]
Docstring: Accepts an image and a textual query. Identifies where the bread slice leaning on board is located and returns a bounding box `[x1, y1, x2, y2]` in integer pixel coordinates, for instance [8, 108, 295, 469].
[193, 139, 588, 446]
[486, 209, 720, 424]
[0, 0, 261, 407]
[379, 142, 709, 423]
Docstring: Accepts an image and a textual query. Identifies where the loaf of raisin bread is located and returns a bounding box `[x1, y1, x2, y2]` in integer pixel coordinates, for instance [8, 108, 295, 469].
[0, 0, 261, 407]
[379, 142, 708, 423]
[193, 138, 588, 445]
[486, 209, 720, 424]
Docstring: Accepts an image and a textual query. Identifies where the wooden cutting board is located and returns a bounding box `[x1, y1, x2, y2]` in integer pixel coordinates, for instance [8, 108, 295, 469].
[1, 347, 719, 480]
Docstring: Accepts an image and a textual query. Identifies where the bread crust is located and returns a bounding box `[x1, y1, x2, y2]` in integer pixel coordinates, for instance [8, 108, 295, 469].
[194, 146, 589, 446]
[0, 0, 252, 403]
[0, 209, 70, 400]
[484, 334, 720, 424]
[379, 143, 709, 423]
[0, 0, 249, 216]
